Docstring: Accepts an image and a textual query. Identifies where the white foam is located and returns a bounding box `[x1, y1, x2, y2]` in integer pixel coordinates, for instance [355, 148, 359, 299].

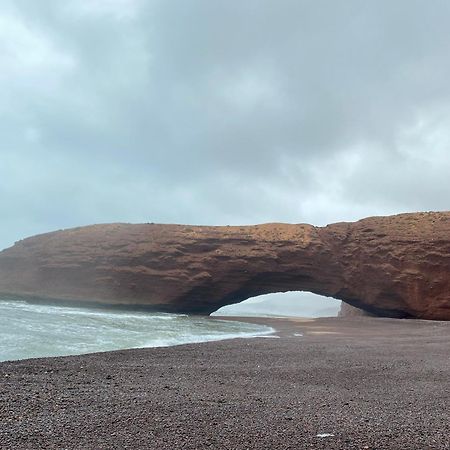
[0, 299, 274, 361]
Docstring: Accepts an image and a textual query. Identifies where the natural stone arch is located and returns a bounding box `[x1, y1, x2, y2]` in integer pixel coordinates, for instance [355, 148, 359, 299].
[0, 212, 449, 320]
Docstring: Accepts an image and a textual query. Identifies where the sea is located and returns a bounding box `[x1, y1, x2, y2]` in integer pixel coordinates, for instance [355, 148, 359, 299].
[0, 298, 273, 362]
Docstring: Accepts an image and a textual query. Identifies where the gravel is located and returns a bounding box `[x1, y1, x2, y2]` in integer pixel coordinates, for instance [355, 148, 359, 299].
[1, 316, 449, 450]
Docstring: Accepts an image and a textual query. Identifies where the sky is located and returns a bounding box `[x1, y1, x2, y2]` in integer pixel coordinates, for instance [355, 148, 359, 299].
[1, 0, 450, 252]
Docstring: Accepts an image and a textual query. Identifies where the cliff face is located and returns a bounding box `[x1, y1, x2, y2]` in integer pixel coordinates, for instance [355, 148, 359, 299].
[0, 212, 449, 319]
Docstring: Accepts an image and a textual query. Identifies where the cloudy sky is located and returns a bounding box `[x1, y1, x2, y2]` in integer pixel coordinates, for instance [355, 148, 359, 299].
[1, 0, 450, 251]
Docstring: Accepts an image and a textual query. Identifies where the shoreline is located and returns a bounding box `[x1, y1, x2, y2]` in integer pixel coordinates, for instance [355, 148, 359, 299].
[1, 316, 449, 449]
[0, 305, 278, 364]
[0, 312, 346, 364]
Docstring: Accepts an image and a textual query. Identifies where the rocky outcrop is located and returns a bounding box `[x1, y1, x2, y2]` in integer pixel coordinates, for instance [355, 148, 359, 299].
[338, 302, 374, 317]
[0, 212, 449, 319]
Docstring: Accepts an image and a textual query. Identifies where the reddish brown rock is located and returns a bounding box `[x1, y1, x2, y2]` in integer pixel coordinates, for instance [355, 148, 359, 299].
[338, 302, 374, 317]
[0, 212, 449, 319]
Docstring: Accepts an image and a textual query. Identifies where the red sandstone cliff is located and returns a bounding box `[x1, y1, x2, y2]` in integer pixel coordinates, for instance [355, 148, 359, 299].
[0, 212, 449, 319]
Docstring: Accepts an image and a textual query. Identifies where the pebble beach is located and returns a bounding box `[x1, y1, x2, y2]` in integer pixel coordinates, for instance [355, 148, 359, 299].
[1, 316, 449, 450]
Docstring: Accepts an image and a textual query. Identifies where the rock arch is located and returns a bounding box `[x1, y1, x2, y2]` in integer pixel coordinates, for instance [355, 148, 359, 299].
[0, 212, 449, 320]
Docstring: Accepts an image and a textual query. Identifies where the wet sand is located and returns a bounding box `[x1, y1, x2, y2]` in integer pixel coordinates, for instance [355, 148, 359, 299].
[1, 316, 449, 449]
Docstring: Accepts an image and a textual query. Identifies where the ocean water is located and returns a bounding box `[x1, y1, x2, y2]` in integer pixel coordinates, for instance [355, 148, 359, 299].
[0, 299, 273, 362]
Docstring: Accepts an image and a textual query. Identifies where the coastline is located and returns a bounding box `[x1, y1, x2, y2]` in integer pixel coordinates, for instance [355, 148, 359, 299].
[0, 300, 275, 362]
[1, 316, 449, 449]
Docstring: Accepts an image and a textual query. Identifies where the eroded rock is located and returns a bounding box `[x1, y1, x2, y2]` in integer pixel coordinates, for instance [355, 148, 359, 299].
[0, 212, 449, 319]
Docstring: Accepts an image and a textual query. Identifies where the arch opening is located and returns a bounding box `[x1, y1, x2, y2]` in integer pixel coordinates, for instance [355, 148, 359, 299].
[212, 291, 341, 318]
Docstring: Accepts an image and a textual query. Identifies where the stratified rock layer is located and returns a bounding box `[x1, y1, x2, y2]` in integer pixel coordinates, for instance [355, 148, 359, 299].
[0, 212, 449, 319]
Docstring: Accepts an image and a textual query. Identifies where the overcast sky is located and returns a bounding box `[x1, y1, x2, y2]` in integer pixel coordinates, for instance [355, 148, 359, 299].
[1, 0, 450, 251]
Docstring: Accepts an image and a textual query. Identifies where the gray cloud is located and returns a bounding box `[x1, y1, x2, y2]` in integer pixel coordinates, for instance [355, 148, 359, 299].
[1, 0, 450, 251]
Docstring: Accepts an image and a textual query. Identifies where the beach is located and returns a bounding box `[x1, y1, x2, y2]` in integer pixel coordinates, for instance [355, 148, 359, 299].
[1, 316, 449, 450]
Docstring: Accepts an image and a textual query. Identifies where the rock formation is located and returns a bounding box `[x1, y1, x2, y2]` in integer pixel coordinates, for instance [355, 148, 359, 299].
[338, 302, 374, 317]
[0, 212, 449, 319]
